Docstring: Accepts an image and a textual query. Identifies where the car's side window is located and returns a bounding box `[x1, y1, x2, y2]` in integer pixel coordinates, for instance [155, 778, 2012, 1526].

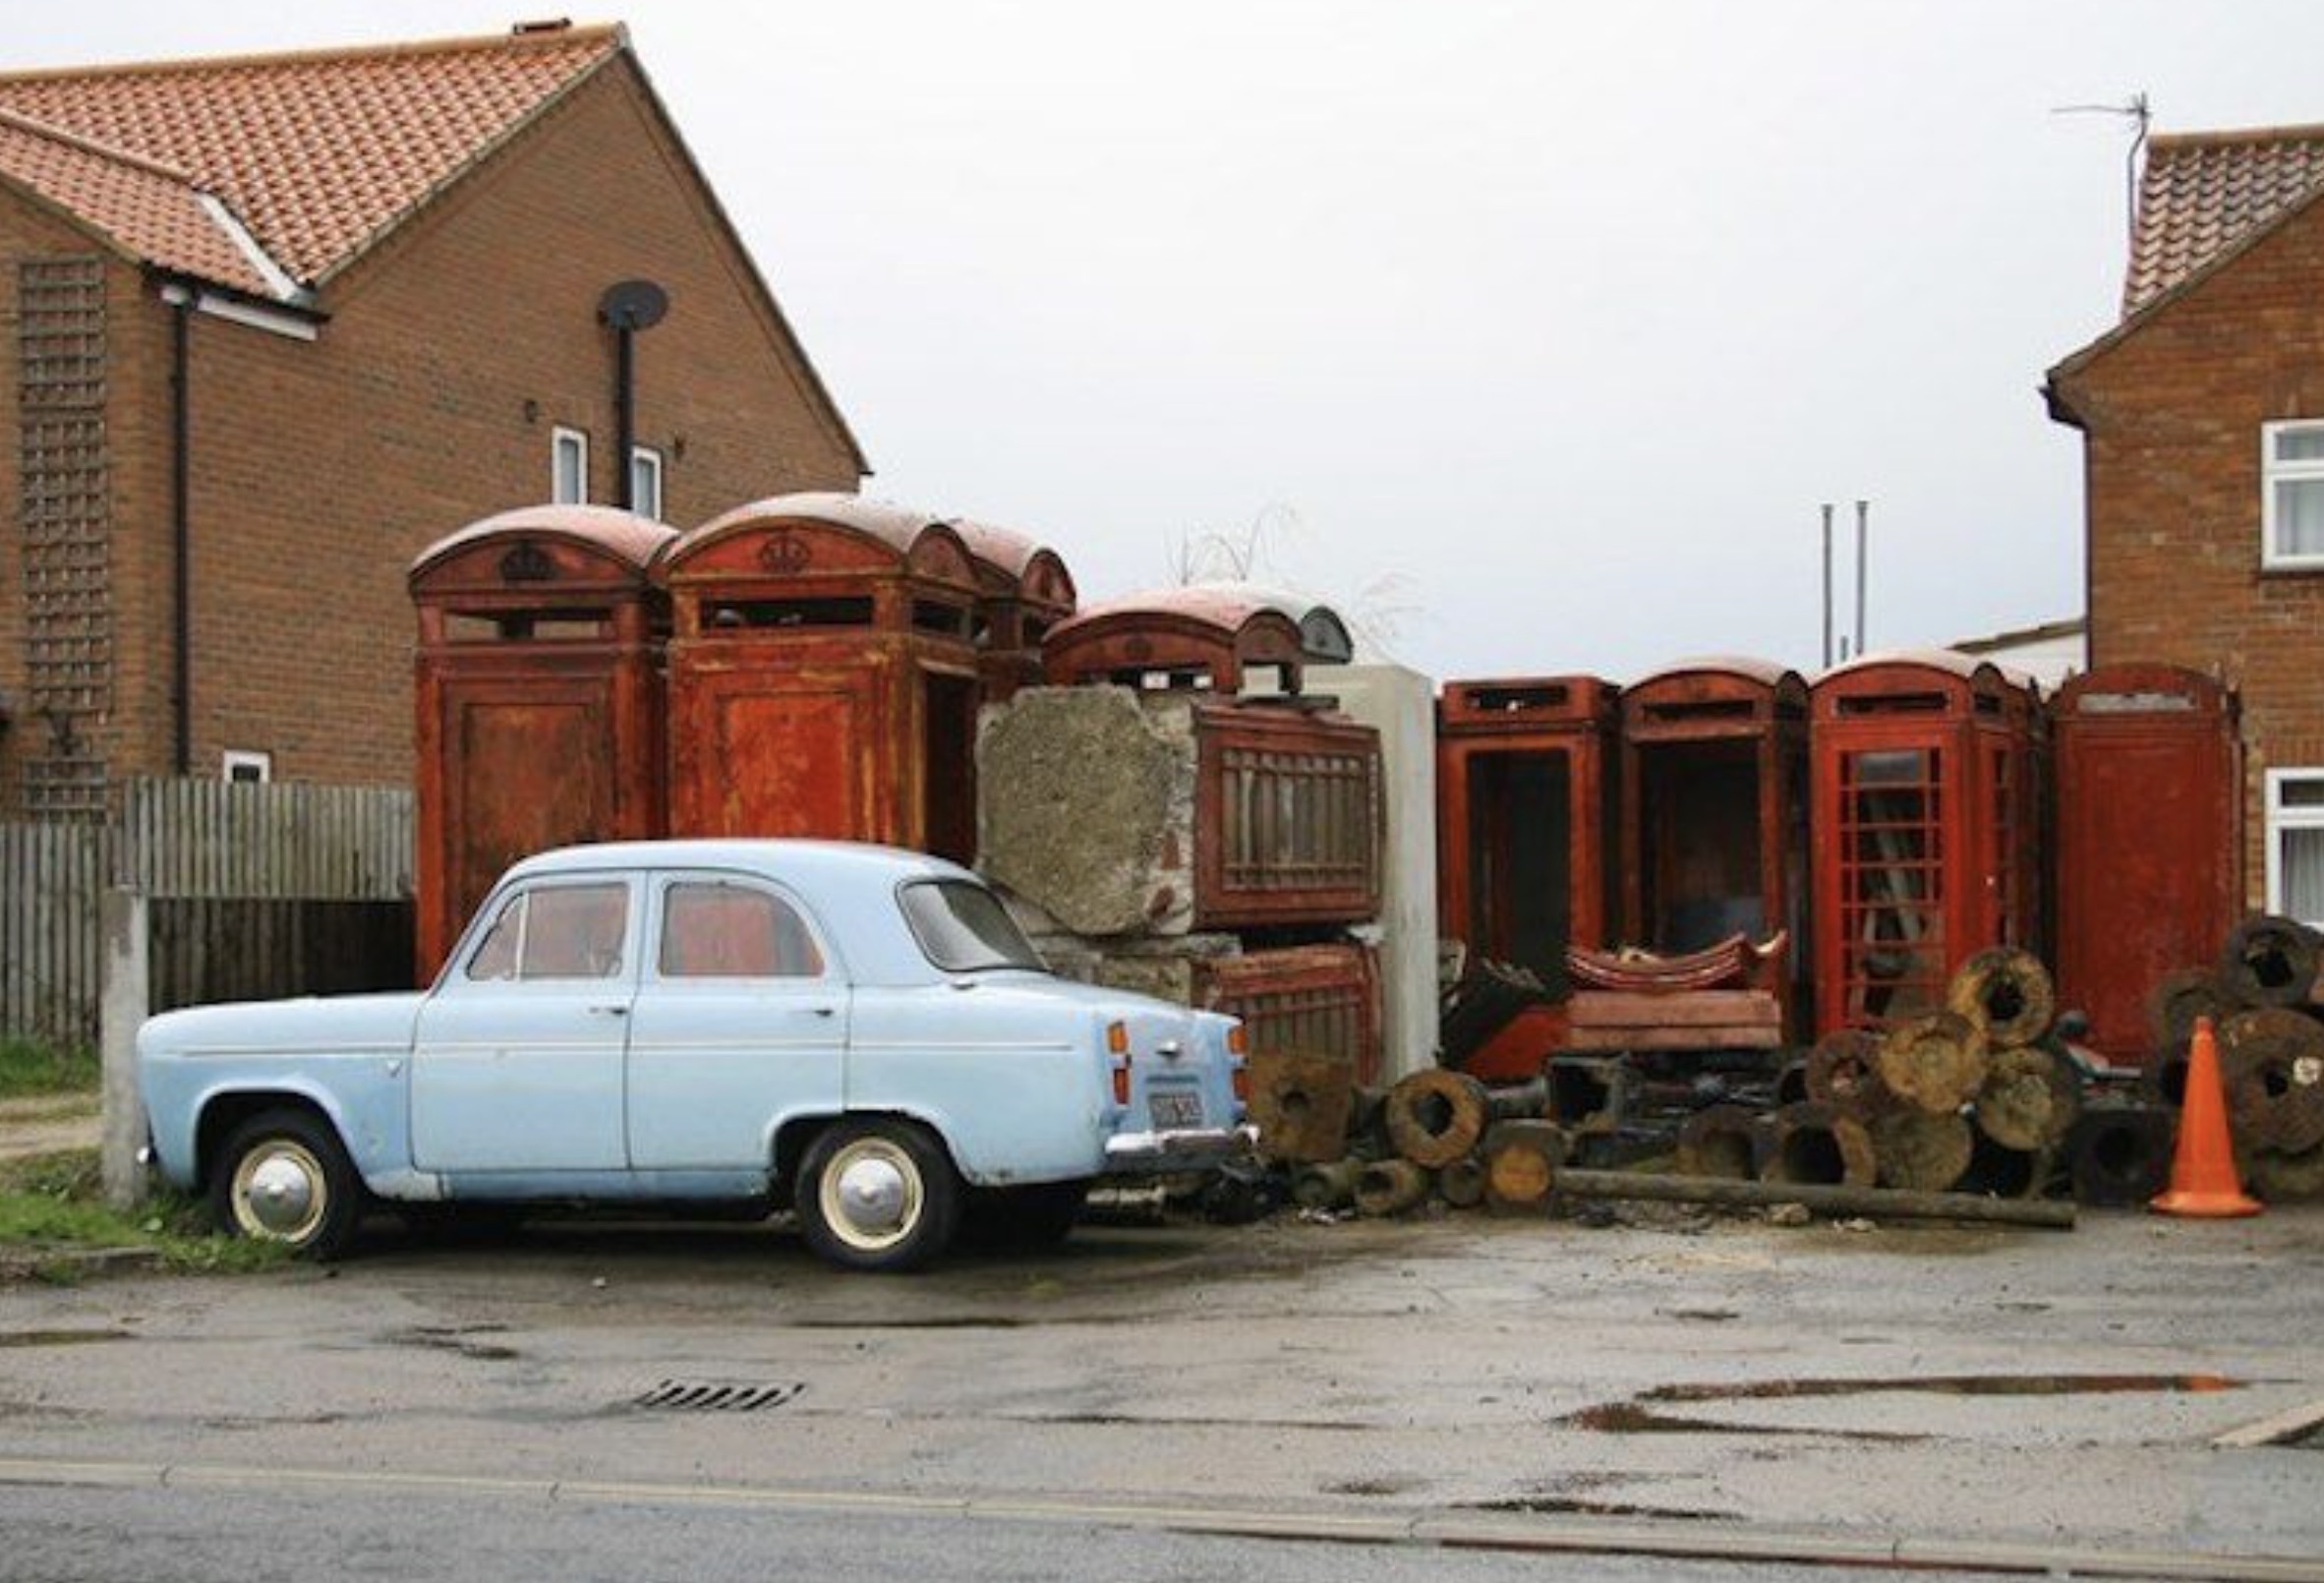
[464, 882, 630, 981]
[659, 881, 825, 979]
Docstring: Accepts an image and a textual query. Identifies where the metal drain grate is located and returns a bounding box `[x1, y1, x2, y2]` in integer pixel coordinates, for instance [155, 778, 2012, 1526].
[633, 1378, 803, 1414]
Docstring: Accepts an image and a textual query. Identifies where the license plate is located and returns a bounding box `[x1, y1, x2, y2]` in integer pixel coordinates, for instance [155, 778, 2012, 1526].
[1148, 1089, 1203, 1130]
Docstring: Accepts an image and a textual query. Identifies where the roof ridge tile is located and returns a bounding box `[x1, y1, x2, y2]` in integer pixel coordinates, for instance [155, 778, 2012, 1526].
[0, 102, 194, 185]
[0, 23, 623, 88]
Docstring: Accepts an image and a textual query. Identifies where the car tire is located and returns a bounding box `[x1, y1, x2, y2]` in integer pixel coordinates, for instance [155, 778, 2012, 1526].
[796, 1118, 961, 1272]
[209, 1108, 364, 1261]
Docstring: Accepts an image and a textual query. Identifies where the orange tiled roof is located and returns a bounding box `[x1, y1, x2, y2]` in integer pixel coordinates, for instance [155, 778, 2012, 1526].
[0, 107, 268, 293]
[2123, 124, 2324, 317]
[0, 24, 621, 296]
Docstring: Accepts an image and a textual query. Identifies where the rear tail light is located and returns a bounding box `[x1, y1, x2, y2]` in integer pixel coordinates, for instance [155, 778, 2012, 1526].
[1231, 1062, 1250, 1104]
[1226, 1024, 1248, 1056]
[1107, 1021, 1132, 1105]
[1227, 1022, 1250, 1103]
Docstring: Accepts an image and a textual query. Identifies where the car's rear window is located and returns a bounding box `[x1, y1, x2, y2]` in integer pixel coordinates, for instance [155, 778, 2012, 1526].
[900, 880, 1044, 973]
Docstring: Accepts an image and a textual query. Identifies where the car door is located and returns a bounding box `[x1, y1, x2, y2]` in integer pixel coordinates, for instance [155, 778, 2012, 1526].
[623, 871, 848, 1171]
[410, 874, 639, 1173]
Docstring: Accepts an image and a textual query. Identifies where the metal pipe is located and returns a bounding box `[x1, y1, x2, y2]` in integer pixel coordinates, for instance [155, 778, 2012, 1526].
[1854, 498, 1869, 657]
[165, 285, 194, 776]
[612, 323, 635, 511]
[1820, 503, 1833, 669]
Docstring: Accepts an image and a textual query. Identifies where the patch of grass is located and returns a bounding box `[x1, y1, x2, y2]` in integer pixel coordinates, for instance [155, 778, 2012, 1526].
[0, 1038, 99, 1099]
[0, 1147, 289, 1276]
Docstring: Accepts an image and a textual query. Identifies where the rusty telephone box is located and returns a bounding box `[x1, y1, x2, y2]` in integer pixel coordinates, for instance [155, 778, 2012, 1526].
[1810, 652, 2041, 1034]
[2051, 664, 2238, 1065]
[1435, 675, 1621, 976]
[409, 504, 676, 979]
[1040, 585, 1382, 929]
[659, 494, 983, 862]
[1620, 657, 1810, 1032]
[954, 518, 1076, 703]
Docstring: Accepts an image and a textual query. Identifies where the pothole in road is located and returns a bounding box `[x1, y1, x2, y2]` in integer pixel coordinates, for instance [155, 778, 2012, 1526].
[387, 1324, 521, 1362]
[1559, 1403, 1927, 1440]
[631, 1378, 804, 1413]
[1561, 1374, 2247, 1441]
[1460, 1495, 1731, 1521]
[0, 1328, 129, 1348]
[1641, 1373, 2245, 1402]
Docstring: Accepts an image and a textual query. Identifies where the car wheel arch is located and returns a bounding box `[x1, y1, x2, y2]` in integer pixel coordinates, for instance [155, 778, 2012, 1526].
[194, 1088, 343, 1192]
[772, 1108, 967, 1200]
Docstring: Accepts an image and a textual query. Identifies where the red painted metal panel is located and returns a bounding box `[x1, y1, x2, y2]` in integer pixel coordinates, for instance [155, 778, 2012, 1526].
[2051, 665, 2238, 1065]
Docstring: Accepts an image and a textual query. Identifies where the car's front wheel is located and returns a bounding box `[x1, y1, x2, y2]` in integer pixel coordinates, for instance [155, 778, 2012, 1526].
[796, 1119, 960, 1272]
[210, 1108, 363, 1260]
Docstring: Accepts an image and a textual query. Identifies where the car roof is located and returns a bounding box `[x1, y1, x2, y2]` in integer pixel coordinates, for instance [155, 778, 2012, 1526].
[504, 838, 978, 888]
[491, 840, 990, 987]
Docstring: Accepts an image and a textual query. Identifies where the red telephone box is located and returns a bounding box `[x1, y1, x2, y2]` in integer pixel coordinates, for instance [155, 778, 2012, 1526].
[659, 494, 983, 862]
[409, 504, 676, 979]
[2051, 664, 2238, 1065]
[953, 518, 1076, 703]
[1620, 657, 1810, 1031]
[1810, 652, 2041, 1034]
[1436, 675, 1621, 976]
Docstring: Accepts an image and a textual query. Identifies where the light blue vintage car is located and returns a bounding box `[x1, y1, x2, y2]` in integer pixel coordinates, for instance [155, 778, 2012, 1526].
[137, 840, 1254, 1271]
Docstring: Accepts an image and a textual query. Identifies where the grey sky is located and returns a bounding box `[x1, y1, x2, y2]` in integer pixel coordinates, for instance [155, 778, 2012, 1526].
[19, 3, 2324, 680]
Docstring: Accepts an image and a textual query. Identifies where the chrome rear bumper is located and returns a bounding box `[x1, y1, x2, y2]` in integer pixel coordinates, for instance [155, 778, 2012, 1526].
[1103, 1123, 1259, 1173]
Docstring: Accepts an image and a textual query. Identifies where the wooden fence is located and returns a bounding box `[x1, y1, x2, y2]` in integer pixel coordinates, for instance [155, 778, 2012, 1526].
[1, 779, 415, 1045]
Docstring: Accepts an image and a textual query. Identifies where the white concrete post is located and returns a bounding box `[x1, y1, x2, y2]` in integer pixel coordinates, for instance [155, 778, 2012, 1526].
[1309, 663, 1439, 1081]
[99, 888, 151, 1209]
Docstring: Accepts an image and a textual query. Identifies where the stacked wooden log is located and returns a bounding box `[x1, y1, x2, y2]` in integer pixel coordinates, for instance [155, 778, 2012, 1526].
[1661, 948, 2084, 1202]
[2141, 914, 2324, 1202]
[1284, 1067, 1581, 1218]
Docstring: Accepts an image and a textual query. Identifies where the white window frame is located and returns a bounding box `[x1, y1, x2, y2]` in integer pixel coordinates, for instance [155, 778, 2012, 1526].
[629, 444, 665, 521]
[2260, 419, 2324, 569]
[221, 749, 272, 784]
[552, 426, 590, 505]
[2264, 768, 2324, 926]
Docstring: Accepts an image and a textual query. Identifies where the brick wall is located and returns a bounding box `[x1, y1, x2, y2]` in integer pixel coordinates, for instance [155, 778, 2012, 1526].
[2054, 194, 2324, 909]
[1, 54, 863, 807]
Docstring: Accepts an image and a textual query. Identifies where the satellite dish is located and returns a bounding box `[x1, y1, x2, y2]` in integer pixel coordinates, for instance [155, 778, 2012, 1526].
[598, 279, 669, 331]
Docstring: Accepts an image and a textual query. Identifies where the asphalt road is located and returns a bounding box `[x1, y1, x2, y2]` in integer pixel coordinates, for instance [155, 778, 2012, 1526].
[0, 1480, 2024, 1583]
[3, 1206, 2321, 1581]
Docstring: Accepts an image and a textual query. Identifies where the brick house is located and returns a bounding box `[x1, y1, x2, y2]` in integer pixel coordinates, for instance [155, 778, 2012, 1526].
[0, 22, 865, 817]
[2045, 124, 2324, 923]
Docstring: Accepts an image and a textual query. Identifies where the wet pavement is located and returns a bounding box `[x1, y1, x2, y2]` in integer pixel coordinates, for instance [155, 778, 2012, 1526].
[1, 1204, 2320, 1577]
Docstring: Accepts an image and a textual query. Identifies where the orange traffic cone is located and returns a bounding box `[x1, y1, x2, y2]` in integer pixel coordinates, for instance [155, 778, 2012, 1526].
[2151, 1016, 2262, 1218]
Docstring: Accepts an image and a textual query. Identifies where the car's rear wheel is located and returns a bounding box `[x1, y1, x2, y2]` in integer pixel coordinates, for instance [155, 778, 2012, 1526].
[796, 1119, 960, 1272]
[210, 1108, 363, 1261]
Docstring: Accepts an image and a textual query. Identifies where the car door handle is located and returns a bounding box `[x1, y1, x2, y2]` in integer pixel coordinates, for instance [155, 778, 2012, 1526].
[588, 1004, 630, 1018]
[806, 1005, 838, 1018]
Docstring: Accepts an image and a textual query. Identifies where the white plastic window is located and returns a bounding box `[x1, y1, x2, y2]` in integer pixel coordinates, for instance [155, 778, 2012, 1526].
[2266, 771, 2324, 927]
[552, 426, 589, 505]
[630, 445, 665, 521]
[2262, 421, 2324, 567]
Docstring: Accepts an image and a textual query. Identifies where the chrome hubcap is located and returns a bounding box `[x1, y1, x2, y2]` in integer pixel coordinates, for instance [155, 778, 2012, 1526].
[233, 1143, 325, 1242]
[821, 1142, 921, 1251]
